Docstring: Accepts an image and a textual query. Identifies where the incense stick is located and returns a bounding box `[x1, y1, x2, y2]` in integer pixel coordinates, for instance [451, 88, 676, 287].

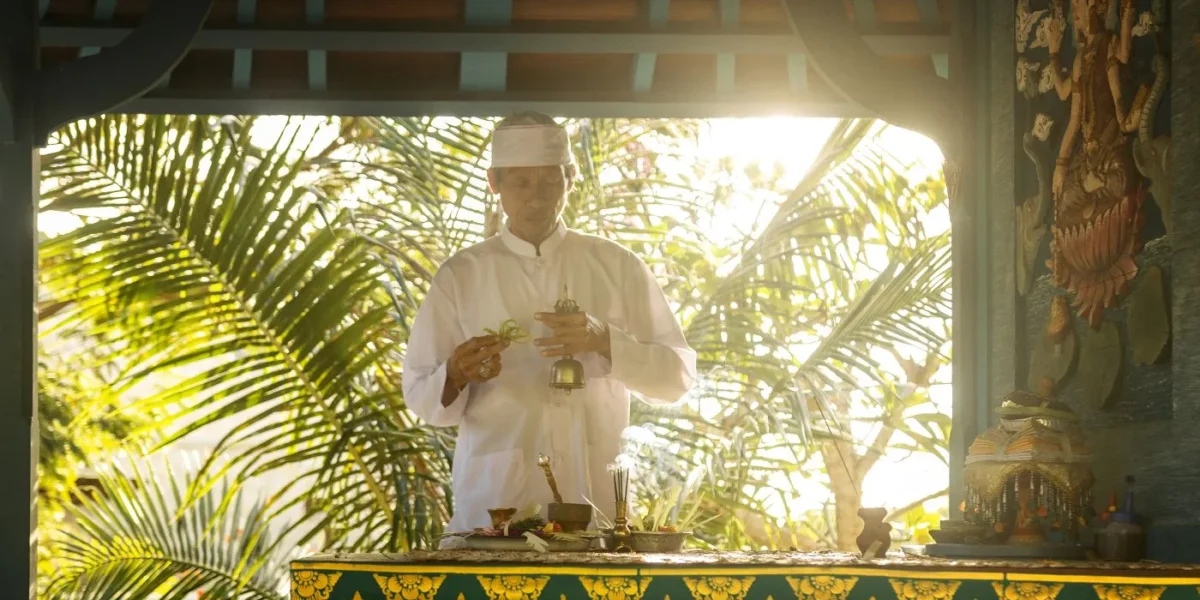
[612, 465, 629, 505]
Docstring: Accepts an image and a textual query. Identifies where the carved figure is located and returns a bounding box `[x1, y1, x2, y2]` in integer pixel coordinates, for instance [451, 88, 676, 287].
[1017, 128, 1054, 297]
[1045, 0, 1152, 327]
[1132, 53, 1170, 233]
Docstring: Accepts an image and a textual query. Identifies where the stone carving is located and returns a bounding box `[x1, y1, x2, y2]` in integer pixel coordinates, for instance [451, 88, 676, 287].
[1131, 42, 1171, 233]
[1127, 265, 1170, 365]
[1078, 320, 1123, 408]
[1028, 295, 1079, 389]
[1043, 0, 1155, 327]
[1017, 116, 1056, 297]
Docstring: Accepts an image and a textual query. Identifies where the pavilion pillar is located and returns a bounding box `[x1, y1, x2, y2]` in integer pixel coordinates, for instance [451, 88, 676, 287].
[0, 1, 40, 598]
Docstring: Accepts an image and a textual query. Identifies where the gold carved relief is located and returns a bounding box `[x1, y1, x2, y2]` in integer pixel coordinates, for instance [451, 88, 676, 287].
[292, 570, 342, 600]
[786, 575, 858, 600]
[992, 582, 1065, 600]
[374, 574, 448, 600]
[682, 576, 755, 600]
[1093, 585, 1166, 600]
[478, 575, 551, 600]
[888, 578, 962, 600]
[580, 576, 651, 600]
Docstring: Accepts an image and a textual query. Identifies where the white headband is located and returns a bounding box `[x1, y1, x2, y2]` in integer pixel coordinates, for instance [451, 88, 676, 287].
[490, 124, 575, 168]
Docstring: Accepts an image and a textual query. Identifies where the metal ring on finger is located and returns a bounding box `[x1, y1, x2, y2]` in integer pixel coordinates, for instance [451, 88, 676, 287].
[478, 363, 494, 379]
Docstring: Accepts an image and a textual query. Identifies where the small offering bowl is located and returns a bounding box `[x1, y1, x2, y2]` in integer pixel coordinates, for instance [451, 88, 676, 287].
[487, 507, 517, 528]
[630, 530, 690, 553]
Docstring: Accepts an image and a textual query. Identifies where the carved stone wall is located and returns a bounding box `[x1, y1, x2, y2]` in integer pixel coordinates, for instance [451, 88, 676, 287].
[1000, 0, 1200, 561]
[1160, 0, 1200, 561]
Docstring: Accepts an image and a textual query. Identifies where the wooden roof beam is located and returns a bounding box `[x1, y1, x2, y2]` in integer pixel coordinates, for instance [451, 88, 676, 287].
[717, 0, 740, 93]
[307, 0, 327, 90]
[33, 0, 214, 140]
[780, 0, 955, 149]
[631, 0, 670, 93]
[916, 0, 949, 78]
[233, 0, 256, 90]
[460, 0, 511, 93]
[79, 0, 116, 57]
[39, 27, 950, 57]
[851, 0, 876, 31]
[123, 92, 861, 119]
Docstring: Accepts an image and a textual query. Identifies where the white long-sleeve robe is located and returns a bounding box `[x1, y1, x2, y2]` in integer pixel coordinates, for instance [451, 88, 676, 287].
[402, 221, 696, 533]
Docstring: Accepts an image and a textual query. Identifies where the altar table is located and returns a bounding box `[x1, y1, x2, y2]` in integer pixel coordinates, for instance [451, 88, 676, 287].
[290, 551, 1200, 600]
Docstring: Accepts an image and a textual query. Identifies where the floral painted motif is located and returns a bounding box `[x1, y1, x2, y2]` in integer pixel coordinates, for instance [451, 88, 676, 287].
[682, 576, 755, 600]
[991, 582, 1064, 600]
[786, 575, 859, 600]
[374, 574, 447, 600]
[888, 578, 962, 600]
[580, 576, 651, 600]
[1094, 585, 1167, 600]
[478, 575, 551, 600]
[292, 570, 341, 600]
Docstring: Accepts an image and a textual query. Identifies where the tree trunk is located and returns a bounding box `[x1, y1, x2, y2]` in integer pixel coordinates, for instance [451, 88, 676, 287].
[817, 391, 862, 551]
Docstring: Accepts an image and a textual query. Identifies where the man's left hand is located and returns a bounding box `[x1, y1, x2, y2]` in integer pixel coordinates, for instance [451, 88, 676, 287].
[533, 312, 611, 360]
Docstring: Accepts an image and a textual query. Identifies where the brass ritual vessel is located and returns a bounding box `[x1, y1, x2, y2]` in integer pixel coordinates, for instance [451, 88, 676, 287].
[548, 285, 586, 394]
[548, 502, 593, 533]
[538, 453, 593, 532]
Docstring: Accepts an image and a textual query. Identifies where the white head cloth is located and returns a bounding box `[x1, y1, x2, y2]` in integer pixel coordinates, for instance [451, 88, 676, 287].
[490, 124, 575, 168]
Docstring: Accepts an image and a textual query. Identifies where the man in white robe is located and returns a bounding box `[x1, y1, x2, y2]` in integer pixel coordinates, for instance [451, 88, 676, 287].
[402, 112, 697, 534]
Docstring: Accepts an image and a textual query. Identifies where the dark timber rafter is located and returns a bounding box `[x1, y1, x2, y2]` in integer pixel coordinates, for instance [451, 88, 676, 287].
[779, 0, 957, 153]
[30, 0, 215, 141]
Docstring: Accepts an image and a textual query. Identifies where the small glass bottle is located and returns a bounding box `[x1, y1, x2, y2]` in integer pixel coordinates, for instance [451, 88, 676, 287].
[1094, 476, 1145, 561]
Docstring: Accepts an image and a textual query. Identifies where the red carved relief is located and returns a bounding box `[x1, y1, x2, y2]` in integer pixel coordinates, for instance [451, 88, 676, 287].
[1044, 0, 1152, 328]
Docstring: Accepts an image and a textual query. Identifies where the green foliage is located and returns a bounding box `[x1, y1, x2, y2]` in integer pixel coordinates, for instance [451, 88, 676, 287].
[38, 114, 951, 596]
[39, 115, 450, 554]
[44, 461, 291, 600]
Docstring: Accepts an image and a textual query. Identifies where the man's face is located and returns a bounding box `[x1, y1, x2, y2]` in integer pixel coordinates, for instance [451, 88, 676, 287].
[489, 165, 573, 242]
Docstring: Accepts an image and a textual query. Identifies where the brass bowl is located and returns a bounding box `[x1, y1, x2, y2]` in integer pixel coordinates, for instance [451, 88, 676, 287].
[630, 530, 689, 553]
[487, 507, 517, 528]
[548, 502, 593, 532]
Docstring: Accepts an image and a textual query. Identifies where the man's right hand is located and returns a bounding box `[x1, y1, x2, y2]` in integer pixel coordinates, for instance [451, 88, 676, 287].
[444, 335, 509, 401]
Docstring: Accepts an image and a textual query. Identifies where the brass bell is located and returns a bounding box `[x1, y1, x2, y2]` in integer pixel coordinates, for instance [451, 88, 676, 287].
[549, 356, 586, 394]
[549, 285, 586, 394]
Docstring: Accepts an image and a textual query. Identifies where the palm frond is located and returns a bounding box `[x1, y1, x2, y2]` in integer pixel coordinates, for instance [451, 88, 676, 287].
[39, 114, 450, 551]
[45, 459, 291, 600]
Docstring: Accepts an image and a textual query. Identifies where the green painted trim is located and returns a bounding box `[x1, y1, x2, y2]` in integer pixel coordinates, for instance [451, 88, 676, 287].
[288, 562, 1200, 600]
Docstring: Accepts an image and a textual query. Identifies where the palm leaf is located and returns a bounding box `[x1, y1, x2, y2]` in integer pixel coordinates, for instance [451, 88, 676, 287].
[39, 114, 450, 551]
[45, 460, 291, 600]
